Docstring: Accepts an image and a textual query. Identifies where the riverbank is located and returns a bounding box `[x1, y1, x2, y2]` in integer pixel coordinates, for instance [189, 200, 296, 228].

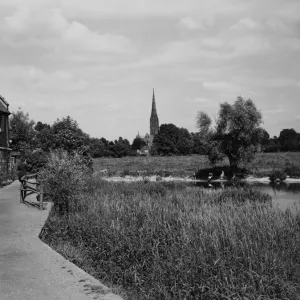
[102, 174, 300, 183]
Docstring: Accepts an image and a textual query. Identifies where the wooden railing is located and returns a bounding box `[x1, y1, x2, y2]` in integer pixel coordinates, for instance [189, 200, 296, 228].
[20, 174, 45, 210]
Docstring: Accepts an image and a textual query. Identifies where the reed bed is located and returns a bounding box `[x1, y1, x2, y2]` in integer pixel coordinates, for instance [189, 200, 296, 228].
[40, 178, 300, 300]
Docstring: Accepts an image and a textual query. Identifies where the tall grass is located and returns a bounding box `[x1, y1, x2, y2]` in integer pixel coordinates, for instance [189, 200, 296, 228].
[40, 174, 300, 300]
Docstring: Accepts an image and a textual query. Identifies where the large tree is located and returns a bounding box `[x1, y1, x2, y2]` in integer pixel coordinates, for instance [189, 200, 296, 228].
[197, 97, 267, 169]
[112, 137, 131, 157]
[51, 116, 91, 154]
[278, 128, 300, 151]
[153, 123, 194, 155]
[131, 137, 146, 150]
[176, 128, 194, 155]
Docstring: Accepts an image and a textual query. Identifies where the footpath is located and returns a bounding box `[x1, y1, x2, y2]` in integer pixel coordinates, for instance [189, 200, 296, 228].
[0, 181, 123, 300]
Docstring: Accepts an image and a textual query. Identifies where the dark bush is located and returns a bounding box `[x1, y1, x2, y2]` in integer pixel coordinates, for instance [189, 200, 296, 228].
[196, 166, 249, 179]
[23, 149, 48, 173]
[285, 163, 300, 178]
[269, 169, 287, 182]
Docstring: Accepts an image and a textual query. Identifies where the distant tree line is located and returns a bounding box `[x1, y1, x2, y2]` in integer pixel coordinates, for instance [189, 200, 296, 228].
[10, 103, 300, 168]
[10, 110, 134, 159]
[10, 109, 207, 160]
[264, 128, 300, 152]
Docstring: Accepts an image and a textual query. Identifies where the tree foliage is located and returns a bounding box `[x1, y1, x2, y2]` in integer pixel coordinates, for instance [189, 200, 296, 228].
[10, 109, 36, 154]
[278, 128, 300, 151]
[152, 124, 194, 155]
[197, 97, 268, 168]
[131, 137, 147, 151]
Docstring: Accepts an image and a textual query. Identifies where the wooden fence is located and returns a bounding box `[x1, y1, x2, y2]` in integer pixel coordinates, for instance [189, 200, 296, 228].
[20, 174, 45, 210]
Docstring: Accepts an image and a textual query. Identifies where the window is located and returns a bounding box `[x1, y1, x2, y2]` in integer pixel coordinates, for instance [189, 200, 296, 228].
[0, 115, 4, 133]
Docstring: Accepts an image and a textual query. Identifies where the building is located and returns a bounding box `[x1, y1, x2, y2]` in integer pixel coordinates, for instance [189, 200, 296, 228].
[150, 89, 159, 137]
[0, 94, 12, 178]
[136, 89, 160, 155]
[136, 145, 150, 156]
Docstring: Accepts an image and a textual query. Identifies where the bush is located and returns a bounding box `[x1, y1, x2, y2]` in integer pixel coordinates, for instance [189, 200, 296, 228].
[196, 166, 249, 179]
[23, 149, 48, 173]
[269, 169, 287, 182]
[285, 163, 300, 178]
[39, 150, 91, 213]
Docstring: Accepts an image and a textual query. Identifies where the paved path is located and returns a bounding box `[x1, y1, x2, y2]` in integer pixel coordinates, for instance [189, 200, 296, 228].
[0, 181, 123, 300]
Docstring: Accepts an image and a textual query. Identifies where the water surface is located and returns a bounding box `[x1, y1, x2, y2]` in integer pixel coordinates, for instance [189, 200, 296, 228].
[192, 181, 300, 211]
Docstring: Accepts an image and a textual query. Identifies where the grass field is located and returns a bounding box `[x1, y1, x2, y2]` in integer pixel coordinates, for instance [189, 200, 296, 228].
[40, 176, 300, 300]
[93, 152, 300, 178]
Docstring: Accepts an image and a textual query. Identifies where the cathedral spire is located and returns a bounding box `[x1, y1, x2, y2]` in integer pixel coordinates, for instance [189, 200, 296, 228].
[151, 88, 157, 117]
[150, 88, 159, 136]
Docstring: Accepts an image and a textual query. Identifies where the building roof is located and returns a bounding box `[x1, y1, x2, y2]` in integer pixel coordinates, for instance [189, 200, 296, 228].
[0, 95, 10, 114]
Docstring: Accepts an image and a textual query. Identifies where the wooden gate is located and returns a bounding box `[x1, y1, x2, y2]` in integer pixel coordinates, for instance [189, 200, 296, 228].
[20, 174, 45, 210]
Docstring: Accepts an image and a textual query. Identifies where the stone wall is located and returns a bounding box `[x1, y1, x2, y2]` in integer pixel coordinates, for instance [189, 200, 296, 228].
[0, 114, 9, 148]
[0, 149, 15, 183]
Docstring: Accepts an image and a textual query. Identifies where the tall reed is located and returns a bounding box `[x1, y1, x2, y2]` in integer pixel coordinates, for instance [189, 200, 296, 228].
[40, 178, 300, 300]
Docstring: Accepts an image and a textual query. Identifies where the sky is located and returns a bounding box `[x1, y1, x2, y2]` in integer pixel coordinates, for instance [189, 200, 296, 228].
[0, 0, 299, 142]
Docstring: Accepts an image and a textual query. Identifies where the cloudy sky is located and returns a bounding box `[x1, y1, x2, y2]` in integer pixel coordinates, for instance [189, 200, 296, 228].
[0, 0, 299, 141]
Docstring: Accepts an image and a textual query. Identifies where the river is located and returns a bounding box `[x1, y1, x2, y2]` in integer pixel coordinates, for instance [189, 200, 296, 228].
[193, 181, 300, 211]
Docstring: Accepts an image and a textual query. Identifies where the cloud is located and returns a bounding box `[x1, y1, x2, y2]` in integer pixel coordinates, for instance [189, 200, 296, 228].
[264, 105, 287, 114]
[59, 0, 244, 17]
[184, 97, 210, 103]
[254, 77, 299, 88]
[265, 17, 292, 35]
[184, 97, 218, 108]
[202, 81, 241, 93]
[230, 17, 262, 31]
[178, 16, 213, 31]
[2, 6, 136, 56]
[280, 38, 300, 50]
[105, 103, 121, 112]
[0, 65, 89, 92]
[201, 37, 225, 49]
[228, 36, 271, 56]
[178, 17, 199, 30]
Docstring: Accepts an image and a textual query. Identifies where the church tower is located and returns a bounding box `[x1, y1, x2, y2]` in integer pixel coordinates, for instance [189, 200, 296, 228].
[150, 89, 159, 136]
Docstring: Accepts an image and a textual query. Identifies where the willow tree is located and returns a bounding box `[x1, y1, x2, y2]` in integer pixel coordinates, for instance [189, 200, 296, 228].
[197, 97, 268, 169]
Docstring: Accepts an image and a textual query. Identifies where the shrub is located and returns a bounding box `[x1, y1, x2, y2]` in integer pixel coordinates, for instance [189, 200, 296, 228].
[121, 168, 130, 177]
[196, 166, 249, 179]
[23, 149, 48, 173]
[285, 163, 300, 178]
[269, 169, 287, 182]
[39, 150, 91, 213]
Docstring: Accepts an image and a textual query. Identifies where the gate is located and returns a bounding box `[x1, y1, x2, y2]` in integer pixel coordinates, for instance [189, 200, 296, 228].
[20, 174, 45, 210]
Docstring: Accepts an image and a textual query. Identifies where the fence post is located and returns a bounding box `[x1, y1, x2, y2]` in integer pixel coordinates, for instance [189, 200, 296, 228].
[20, 183, 22, 203]
[40, 181, 44, 210]
[20, 180, 25, 203]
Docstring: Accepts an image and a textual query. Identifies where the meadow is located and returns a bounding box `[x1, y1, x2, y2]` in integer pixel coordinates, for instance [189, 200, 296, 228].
[40, 169, 300, 300]
[93, 152, 300, 178]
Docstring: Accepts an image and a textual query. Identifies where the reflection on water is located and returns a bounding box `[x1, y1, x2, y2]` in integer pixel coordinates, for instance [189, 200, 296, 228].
[192, 181, 300, 211]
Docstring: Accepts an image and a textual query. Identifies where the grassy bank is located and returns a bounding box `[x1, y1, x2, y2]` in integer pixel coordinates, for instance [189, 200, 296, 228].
[93, 152, 300, 179]
[40, 177, 300, 300]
